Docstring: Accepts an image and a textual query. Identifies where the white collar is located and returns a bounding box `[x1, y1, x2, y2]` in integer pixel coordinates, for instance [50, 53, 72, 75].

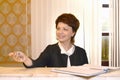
[58, 42, 75, 56]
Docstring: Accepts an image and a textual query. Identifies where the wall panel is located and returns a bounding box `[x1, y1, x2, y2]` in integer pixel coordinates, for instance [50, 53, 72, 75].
[0, 0, 31, 66]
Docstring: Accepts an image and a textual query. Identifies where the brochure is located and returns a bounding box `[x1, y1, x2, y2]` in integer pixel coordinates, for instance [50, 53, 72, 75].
[52, 64, 120, 77]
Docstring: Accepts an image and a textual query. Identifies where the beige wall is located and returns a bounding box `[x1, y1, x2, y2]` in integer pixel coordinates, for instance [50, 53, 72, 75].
[0, 0, 31, 66]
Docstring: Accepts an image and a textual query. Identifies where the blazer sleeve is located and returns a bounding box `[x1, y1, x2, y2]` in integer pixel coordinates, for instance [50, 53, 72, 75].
[82, 49, 88, 64]
[23, 45, 51, 68]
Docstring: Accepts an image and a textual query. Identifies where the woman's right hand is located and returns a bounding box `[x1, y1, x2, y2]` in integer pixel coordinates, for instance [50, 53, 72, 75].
[8, 51, 27, 62]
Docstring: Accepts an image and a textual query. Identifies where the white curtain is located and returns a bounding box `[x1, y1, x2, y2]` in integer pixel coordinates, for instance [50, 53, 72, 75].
[84, 0, 102, 66]
[31, 0, 102, 65]
[109, 0, 120, 67]
[31, 0, 85, 59]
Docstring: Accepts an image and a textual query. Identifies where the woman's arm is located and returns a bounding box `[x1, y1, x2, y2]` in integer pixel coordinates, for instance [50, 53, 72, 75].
[9, 51, 33, 67]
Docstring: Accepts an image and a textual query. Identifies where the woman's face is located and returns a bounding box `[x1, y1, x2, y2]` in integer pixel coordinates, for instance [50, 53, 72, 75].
[56, 22, 75, 43]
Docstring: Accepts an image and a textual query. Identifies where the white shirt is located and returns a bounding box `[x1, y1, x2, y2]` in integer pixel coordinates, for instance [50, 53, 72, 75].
[58, 43, 75, 67]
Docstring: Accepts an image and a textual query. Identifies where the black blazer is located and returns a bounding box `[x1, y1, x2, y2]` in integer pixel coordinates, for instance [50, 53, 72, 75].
[24, 43, 88, 68]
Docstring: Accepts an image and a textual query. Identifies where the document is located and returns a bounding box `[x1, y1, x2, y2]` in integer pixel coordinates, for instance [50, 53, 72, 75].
[52, 64, 120, 77]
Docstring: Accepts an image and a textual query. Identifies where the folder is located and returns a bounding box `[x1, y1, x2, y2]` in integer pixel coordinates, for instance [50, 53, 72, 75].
[52, 64, 120, 77]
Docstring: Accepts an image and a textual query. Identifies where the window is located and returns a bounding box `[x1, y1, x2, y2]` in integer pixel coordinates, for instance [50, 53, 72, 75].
[101, 0, 110, 66]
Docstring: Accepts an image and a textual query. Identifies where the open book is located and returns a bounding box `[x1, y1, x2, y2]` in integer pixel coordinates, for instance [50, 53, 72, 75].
[52, 64, 120, 77]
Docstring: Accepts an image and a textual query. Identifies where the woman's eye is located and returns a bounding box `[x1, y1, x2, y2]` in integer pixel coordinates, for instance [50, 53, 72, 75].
[64, 28, 68, 31]
[56, 27, 69, 31]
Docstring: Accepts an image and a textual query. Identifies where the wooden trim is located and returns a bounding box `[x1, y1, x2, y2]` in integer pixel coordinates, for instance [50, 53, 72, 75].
[102, 33, 109, 36]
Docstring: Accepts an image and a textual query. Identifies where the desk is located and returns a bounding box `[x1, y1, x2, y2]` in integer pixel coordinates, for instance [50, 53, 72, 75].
[0, 67, 120, 80]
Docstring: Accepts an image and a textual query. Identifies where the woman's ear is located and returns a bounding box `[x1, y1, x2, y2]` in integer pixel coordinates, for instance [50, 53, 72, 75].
[72, 32, 75, 37]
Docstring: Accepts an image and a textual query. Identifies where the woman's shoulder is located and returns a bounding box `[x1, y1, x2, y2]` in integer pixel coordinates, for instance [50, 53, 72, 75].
[46, 43, 59, 49]
[74, 45, 87, 55]
[74, 45, 86, 51]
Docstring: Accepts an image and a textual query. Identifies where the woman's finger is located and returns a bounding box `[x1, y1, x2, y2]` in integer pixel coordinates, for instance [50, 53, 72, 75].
[9, 51, 25, 62]
[8, 52, 14, 56]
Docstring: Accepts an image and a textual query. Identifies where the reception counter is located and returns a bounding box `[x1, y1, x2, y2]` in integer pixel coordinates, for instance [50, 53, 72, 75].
[0, 66, 120, 80]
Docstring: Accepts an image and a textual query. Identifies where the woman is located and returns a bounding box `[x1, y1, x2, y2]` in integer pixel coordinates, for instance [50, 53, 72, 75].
[9, 13, 88, 67]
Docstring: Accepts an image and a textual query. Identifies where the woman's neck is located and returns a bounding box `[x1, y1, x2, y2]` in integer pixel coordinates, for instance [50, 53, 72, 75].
[60, 42, 73, 51]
